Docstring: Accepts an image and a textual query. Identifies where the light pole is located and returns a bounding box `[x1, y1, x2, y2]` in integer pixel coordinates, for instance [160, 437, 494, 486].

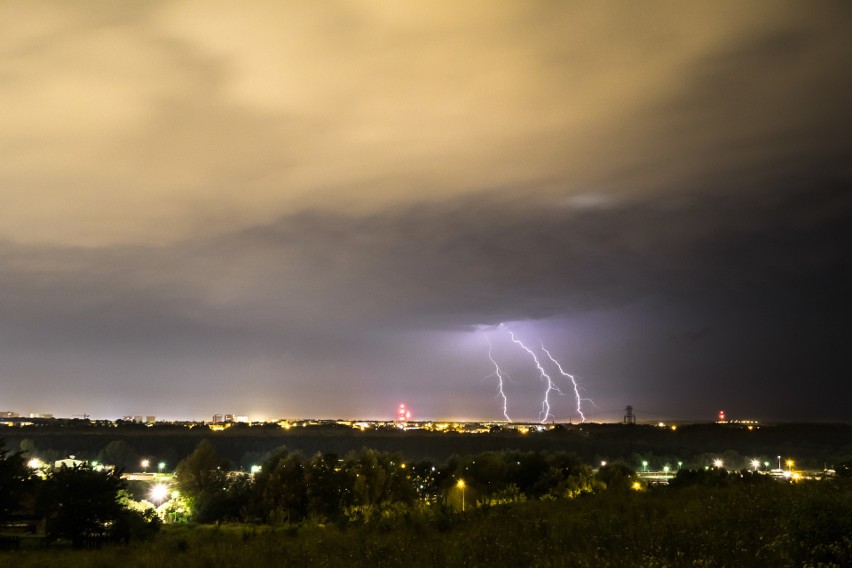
[141, 459, 150, 473]
[642, 460, 648, 472]
[158, 461, 166, 474]
[457, 479, 466, 512]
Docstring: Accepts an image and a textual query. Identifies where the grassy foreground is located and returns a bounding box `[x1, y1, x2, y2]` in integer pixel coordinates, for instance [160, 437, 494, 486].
[3, 480, 851, 567]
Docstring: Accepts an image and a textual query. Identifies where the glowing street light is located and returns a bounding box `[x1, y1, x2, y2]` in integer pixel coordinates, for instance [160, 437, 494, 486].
[786, 459, 794, 472]
[158, 461, 166, 473]
[751, 460, 761, 472]
[677, 461, 683, 470]
[141, 459, 150, 472]
[641, 460, 648, 472]
[149, 483, 169, 505]
[250, 465, 262, 475]
[27, 458, 42, 469]
[663, 465, 670, 475]
[713, 459, 723, 469]
[457, 479, 466, 512]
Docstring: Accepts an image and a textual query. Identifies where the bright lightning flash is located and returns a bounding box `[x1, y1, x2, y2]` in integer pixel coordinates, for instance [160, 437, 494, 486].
[540, 344, 593, 423]
[505, 327, 563, 423]
[485, 335, 512, 422]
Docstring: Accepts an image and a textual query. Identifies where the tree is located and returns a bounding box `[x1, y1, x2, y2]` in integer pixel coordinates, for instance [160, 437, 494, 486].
[0, 439, 29, 524]
[173, 440, 233, 523]
[97, 440, 138, 471]
[253, 449, 309, 523]
[306, 453, 350, 519]
[596, 462, 636, 492]
[43, 464, 125, 548]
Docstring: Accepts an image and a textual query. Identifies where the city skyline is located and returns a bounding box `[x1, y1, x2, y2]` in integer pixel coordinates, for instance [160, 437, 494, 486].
[1, 2, 851, 422]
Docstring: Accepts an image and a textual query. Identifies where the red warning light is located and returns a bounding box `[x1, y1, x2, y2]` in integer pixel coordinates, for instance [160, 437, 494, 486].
[718, 410, 726, 422]
[398, 403, 410, 422]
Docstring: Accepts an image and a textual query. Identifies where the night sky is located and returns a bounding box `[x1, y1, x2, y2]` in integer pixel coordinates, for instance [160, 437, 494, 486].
[1, 2, 850, 422]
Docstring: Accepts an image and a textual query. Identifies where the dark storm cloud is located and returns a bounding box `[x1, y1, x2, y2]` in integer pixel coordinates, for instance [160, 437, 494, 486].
[2, 178, 848, 345]
[2, 1, 851, 419]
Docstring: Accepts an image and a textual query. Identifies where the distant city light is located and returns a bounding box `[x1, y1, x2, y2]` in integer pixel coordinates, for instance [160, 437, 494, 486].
[27, 458, 42, 469]
[713, 459, 723, 469]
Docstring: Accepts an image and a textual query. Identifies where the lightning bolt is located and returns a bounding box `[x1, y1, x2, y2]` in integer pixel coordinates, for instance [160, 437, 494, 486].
[504, 326, 563, 423]
[540, 344, 592, 423]
[485, 335, 512, 422]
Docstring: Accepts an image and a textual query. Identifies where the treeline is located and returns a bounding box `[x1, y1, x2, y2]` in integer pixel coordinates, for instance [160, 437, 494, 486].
[4, 422, 851, 471]
[4, 438, 852, 565]
[173, 440, 628, 524]
[0, 441, 160, 548]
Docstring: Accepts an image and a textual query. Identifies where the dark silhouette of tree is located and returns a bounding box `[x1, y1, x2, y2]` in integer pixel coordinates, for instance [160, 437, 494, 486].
[306, 453, 350, 519]
[595, 462, 635, 492]
[43, 464, 125, 548]
[97, 440, 138, 471]
[253, 449, 309, 523]
[0, 439, 29, 524]
[173, 439, 234, 523]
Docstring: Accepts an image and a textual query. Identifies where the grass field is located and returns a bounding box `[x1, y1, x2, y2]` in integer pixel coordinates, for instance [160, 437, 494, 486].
[3, 478, 850, 567]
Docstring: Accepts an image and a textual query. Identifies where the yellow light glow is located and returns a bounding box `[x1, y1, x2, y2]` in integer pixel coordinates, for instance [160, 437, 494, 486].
[457, 479, 465, 488]
[631, 481, 642, 491]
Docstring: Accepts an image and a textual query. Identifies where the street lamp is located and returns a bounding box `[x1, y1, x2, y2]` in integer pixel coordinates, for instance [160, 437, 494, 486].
[149, 483, 169, 505]
[457, 479, 466, 512]
[663, 465, 670, 475]
[677, 461, 683, 470]
[158, 461, 166, 473]
[713, 459, 723, 469]
[641, 460, 648, 472]
[751, 460, 761, 472]
[141, 459, 150, 472]
[786, 459, 794, 472]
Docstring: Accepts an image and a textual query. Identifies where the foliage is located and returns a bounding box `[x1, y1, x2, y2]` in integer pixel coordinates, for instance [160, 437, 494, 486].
[3, 478, 850, 567]
[0, 439, 30, 523]
[41, 464, 126, 547]
[173, 440, 238, 523]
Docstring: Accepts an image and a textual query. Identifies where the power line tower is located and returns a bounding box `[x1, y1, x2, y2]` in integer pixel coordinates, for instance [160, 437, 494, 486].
[623, 405, 636, 425]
